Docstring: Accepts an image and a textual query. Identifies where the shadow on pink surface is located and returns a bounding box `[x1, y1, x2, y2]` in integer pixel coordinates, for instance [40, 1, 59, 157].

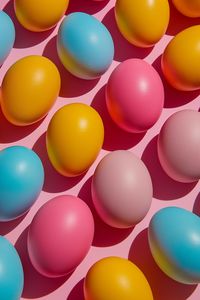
[78, 176, 133, 247]
[152, 56, 200, 108]
[102, 8, 153, 62]
[33, 133, 84, 193]
[129, 228, 197, 300]
[43, 36, 99, 98]
[193, 193, 200, 216]
[167, 1, 200, 36]
[3, 1, 54, 49]
[0, 213, 27, 235]
[91, 86, 146, 151]
[142, 136, 197, 200]
[67, 279, 84, 300]
[15, 227, 71, 298]
[67, 0, 110, 15]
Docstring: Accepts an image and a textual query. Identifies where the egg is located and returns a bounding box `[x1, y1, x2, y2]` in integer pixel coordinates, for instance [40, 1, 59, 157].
[14, 0, 69, 32]
[84, 257, 153, 300]
[149, 206, 200, 284]
[57, 12, 114, 79]
[115, 0, 170, 48]
[92, 150, 153, 228]
[28, 195, 94, 277]
[0, 146, 44, 221]
[106, 59, 164, 133]
[172, 0, 200, 18]
[46, 103, 104, 177]
[0, 236, 24, 300]
[1, 55, 61, 126]
[158, 110, 200, 183]
[0, 11, 15, 66]
[162, 25, 200, 91]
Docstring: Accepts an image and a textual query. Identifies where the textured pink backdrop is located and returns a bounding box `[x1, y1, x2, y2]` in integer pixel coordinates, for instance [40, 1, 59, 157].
[0, 0, 200, 299]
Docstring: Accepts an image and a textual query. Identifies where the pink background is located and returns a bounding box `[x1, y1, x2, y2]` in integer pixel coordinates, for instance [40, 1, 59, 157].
[0, 0, 200, 299]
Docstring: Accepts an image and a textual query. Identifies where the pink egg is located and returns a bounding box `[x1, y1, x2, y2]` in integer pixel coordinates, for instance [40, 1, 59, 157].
[27, 195, 94, 278]
[158, 110, 200, 183]
[92, 150, 153, 228]
[106, 59, 164, 133]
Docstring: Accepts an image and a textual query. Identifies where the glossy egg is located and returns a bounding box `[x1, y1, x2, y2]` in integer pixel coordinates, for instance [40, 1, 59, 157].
[158, 110, 200, 183]
[57, 12, 114, 79]
[14, 0, 69, 32]
[0, 236, 24, 300]
[172, 0, 200, 18]
[0, 146, 44, 221]
[1, 55, 61, 126]
[0, 11, 15, 66]
[115, 0, 170, 48]
[149, 206, 200, 284]
[28, 195, 94, 277]
[46, 103, 104, 177]
[92, 151, 153, 228]
[84, 257, 153, 300]
[162, 25, 200, 91]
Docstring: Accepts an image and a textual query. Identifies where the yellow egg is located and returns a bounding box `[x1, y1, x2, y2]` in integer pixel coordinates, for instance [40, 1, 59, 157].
[162, 25, 200, 91]
[1, 55, 61, 126]
[115, 0, 170, 48]
[172, 0, 200, 18]
[46, 103, 104, 177]
[14, 0, 69, 32]
[84, 257, 153, 300]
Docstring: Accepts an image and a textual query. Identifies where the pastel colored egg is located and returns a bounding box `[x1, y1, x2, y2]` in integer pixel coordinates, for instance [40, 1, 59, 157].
[28, 195, 94, 277]
[14, 0, 69, 32]
[149, 206, 200, 284]
[172, 0, 200, 17]
[0, 236, 24, 300]
[84, 257, 153, 300]
[115, 0, 169, 48]
[0, 146, 44, 221]
[158, 110, 200, 183]
[106, 59, 164, 133]
[92, 150, 153, 228]
[46, 103, 104, 177]
[57, 12, 114, 79]
[1, 55, 61, 126]
[0, 11, 15, 66]
[162, 25, 200, 91]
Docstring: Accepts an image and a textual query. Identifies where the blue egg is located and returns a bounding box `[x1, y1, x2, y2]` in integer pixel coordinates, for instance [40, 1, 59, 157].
[57, 12, 114, 79]
[0, 11, 15, 66]
[0, 146, 44, 221]
[0, 236, 24, 300]
[149, 206, 200, 284]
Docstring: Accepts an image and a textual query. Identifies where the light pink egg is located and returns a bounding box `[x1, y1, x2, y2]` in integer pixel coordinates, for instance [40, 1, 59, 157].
[92, 150, 153, 228]
[106, 59, 164, 133]
[27, 195, 94, 278]
[158, 110, 200, 183]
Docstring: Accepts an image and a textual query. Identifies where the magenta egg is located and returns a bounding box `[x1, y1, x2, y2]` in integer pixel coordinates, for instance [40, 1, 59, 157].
[92, 150, 153, 228]
[27, 195, 94, 278]
[158, 110, 200, 183]
[106, 59, 164, 133]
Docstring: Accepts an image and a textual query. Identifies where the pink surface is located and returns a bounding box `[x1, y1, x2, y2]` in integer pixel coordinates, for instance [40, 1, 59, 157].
[0, 0, 200, 299]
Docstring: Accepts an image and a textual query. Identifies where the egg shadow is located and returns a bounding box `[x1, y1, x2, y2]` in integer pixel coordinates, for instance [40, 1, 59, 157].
[152, 56, 200, 108]
[102, 8, 153, 62]
[15, 227, 71, 299]
[3, 1, 54, 49]
[141, 136, 197, 200]
[43, 36, 99, 98]
[78, 177, 133, 247]
[129, 229, 197, 300]
[167, 0, 200, 36]
[67, 0, 110, 15]
[193, 193, 200, 216]
[91, 86, 146, 151]
[0, 213, 27, 235]
[32, 133, 84, 193]
[67, 279, 84, 300]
